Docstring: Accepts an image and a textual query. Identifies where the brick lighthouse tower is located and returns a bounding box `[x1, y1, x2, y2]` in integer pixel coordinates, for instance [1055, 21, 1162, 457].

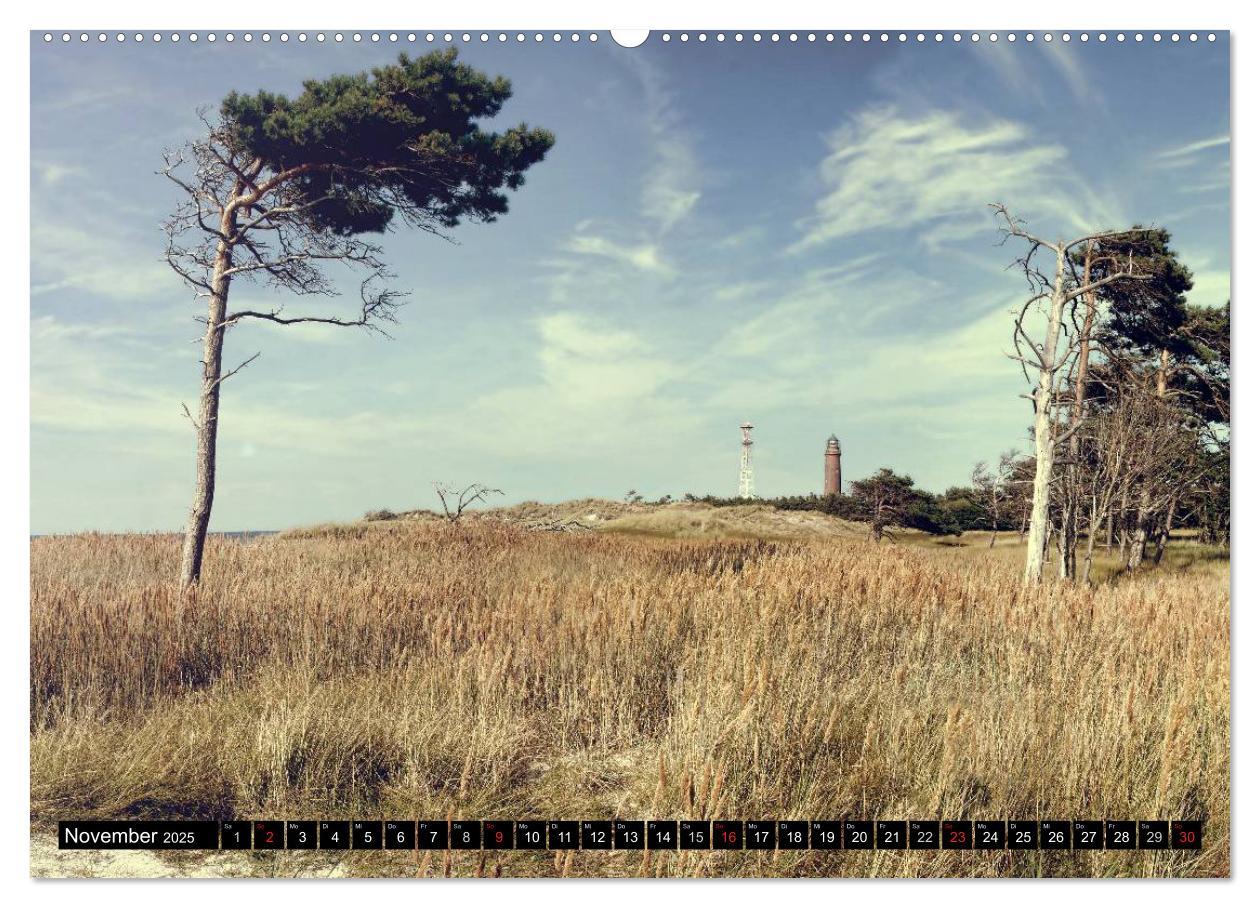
[824, 434, 842, 495]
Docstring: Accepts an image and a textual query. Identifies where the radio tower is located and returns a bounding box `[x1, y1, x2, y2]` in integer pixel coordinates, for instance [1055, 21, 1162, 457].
[738, 422, 755, 498]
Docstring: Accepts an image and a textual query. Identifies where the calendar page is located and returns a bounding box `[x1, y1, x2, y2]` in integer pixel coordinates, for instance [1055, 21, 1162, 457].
[28, 22, 1230, 881]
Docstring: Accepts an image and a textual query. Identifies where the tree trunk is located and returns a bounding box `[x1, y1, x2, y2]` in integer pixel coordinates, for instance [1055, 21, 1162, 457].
[1060, 242, 1095, 584]
[1127, 497, 1150, 571]
[1023, 250, 1067, 584]
[179, 235, 234, 589]
[988, 488, 999, 548]
[1143, 350, 1173, 570]
[1063, 508, 1076, 580]
[1082, 499, 1101, 586]
[1116, 485, 1129, 553]
[1025, 407, 1056, 583]
[1152, 496, 1177, 566]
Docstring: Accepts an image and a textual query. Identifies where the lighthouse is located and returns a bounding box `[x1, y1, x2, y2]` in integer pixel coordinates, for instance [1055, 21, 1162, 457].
[824, 435, 842, 495]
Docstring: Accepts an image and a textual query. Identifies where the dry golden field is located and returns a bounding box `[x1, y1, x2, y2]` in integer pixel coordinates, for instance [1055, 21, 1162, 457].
[29, 511, 1230, 877]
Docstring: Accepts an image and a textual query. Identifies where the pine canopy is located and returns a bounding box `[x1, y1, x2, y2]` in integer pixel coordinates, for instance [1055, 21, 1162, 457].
[220, 49, 555, 235]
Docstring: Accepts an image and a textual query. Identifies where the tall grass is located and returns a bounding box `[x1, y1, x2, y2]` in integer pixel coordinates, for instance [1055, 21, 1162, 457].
[30, 522, 1229, 877]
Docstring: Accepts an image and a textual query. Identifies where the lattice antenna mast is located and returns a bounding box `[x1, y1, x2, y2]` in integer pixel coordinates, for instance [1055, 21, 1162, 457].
[738, 422, 755, 499]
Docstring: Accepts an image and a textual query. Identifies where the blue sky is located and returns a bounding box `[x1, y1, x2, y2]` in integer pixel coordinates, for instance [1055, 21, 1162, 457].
[30, 33, 1230, 533]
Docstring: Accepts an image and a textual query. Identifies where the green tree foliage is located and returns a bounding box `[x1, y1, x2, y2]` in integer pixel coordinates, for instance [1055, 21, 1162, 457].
[1177, 301, 1230, 545]
[848, 468, 954, 540]
[220, 50, 555, 236]
[937, 486, 988, 533]
[1179, 301, 1231, 424]
[1085, 227, 1194, 361]
[1068, 228, 1228, 571]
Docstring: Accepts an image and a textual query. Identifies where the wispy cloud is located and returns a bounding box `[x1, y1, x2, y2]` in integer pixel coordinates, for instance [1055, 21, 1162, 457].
[626, 54, 702, 235]
[642, 132, 701, 234]
[706, 289, 1022, 452]
[30, 314, 183, 437]
[31, 161, 86, 187]
[458, 311, 693, 460]
[1153, 134, 1230, 165]
[1041, 39, 1096, 107]
[791, 106, 1111, 253]
[535, 311, 675, 399]
[564, 230, 672, 275]
[31, 220, 174, 301]
[968, 42, 1046, 107]
[31, 311, 423, 458]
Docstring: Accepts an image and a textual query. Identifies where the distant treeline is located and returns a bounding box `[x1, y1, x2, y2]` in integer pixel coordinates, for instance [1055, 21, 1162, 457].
[682, 467, 1021, 540]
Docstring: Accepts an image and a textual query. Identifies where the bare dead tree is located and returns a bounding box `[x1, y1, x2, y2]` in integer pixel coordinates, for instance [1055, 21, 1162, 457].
[991, 203, 1154, 584]
[972, 450, 1020, 548]
[433, 482, 504, 522]
[1074, 375, 1154, 584]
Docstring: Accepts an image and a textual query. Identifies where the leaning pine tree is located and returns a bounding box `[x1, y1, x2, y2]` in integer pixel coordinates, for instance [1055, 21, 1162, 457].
[162, 50, 554, 588]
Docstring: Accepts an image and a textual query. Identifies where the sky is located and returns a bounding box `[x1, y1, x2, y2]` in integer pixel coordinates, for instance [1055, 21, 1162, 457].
[30, 32, 1231, 533]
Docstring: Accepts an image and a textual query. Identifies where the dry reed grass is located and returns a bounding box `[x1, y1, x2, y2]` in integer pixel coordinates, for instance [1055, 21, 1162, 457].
[30, 520, 1229, 877]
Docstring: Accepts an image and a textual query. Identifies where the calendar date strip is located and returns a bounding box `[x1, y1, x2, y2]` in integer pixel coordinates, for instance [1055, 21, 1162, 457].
[58, 819, 1202, 851]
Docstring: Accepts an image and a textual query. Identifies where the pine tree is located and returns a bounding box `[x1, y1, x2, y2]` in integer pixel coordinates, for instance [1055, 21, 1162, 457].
[162, 50, 555, 588]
